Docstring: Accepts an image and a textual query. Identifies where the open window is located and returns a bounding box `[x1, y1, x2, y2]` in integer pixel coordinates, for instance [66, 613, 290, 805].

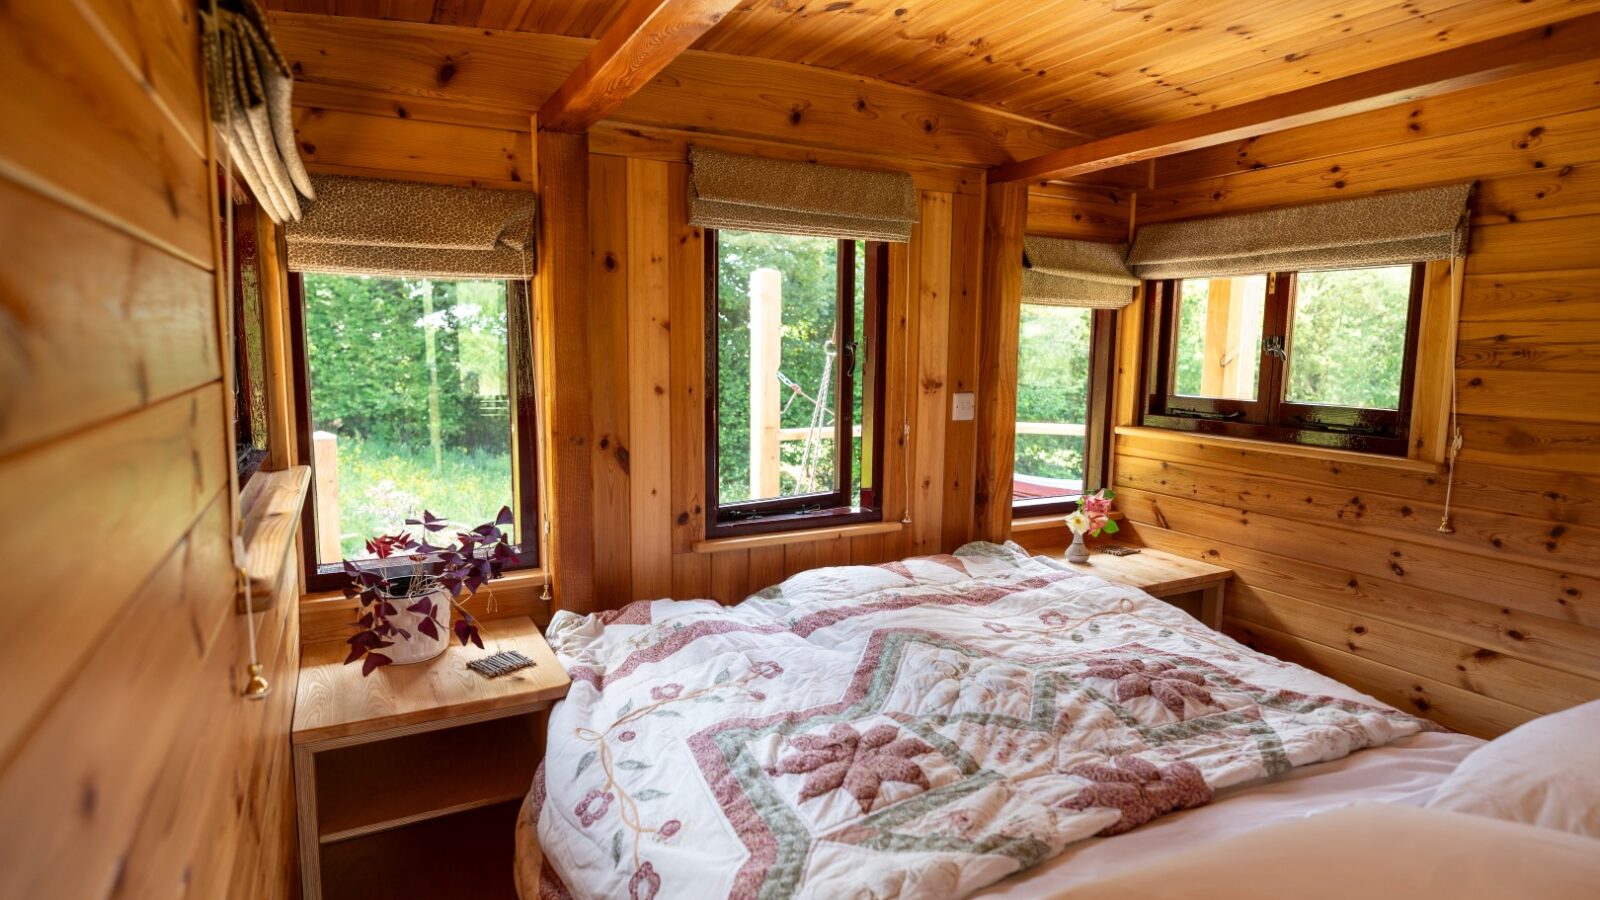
[704, 230, 889, 538]
[1142, 264, 1425, 455]
[221, 167, 271, 484]
[1012, 305, 1115, 514]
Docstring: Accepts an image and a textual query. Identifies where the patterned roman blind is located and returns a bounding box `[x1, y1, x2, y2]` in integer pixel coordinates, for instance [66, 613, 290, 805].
[1127, 182, 1474, 279]
[286, 175, 537, 279]
[687, 147, 918, 242]
[1021, 235, 1139, 309]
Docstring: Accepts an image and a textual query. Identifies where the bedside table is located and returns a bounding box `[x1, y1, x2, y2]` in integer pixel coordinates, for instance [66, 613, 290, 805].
[292, 616, 570, 900]
[1043, 543, 1233, 629]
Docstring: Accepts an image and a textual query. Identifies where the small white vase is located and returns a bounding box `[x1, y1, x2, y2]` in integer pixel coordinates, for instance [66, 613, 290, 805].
[1066, 530, 1090, 564]
[384, 587, 452, 665]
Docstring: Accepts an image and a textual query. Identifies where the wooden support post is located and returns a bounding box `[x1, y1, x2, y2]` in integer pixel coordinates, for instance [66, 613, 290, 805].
[749, 268, 782, 499]
[973, 180, 1029, 543]
[532, 123, 597, 613]
[311, 431, 341, 563]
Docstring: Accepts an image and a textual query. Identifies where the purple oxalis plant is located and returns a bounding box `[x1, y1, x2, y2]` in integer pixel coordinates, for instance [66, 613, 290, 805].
[342, 505, 519, 676]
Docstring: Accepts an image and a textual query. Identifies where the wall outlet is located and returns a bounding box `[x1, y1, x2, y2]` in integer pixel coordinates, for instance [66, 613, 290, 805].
[951, 392, 975, 421]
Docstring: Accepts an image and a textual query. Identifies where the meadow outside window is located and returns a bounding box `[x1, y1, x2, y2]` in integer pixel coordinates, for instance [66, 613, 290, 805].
[1141, 265, 1426, 455]
[289, 273, 539, 591]
[704, 229, 889, 538]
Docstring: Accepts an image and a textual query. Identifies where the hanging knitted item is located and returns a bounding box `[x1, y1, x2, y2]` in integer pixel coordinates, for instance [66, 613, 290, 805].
[201, 0, 315, 223]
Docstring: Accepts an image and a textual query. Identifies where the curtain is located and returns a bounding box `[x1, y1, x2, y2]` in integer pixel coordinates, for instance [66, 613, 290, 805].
[687, 147, 918, 242]
[1020, 235, 1139, 309]
[286, 175, 537, 279]
[1127, 182, 1474, 279]
[201, 0, 314, 223]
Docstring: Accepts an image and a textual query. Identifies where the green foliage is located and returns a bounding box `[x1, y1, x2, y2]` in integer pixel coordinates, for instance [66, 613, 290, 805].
[714, 231, 863, 503]
[1015, 304, 1092, 483]
[330, 438, 512, 559]
[1286, 266, 1412, 409]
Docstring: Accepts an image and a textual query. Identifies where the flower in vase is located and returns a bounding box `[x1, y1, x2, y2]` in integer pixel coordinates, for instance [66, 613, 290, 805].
[1065, 510, 1091, 535]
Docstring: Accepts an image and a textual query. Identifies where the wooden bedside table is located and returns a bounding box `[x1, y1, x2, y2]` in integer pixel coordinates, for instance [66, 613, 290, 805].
[292, 616, 570, 900]
[1037, 543, 1233, 629]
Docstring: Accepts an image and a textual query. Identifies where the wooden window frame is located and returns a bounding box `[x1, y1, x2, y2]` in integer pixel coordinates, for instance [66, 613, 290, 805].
[1012, 307, 1117, 517]
[223, 168, 270, 485]
[1140, 264, 1426, 456]
[703, 231, 889, 539]
[289, 273, 542, 593]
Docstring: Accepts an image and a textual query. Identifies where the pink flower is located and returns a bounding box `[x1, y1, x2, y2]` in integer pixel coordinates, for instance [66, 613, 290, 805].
[983, 622, 1011, 634]
[629, 862, 661, 900]
[650, 683, 683, 701]
[1088, 512, 1109, 533]
[575, 789, 613, 827]
[750, 690, 767, 701]
[1040, 610, 1068, 626]
[619, 730, 637, 742]
[658, 819, 682, 838]
[750, 660, 784, 679]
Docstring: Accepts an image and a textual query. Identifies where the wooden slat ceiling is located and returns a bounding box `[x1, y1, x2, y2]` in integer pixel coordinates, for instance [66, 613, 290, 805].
[262, 0, 1594, 138]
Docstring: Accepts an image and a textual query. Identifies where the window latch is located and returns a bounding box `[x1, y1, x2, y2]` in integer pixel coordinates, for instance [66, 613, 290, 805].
[1263, 335, 1288, 361]
[1289, 416, 1390, 436]
[1167, 407, 1244, 421]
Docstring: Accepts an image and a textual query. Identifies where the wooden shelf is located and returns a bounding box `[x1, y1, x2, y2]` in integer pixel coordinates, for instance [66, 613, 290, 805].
[236, 464, 311, 608]
[317, 800, 521, 900]
[293, 616, 570, 745]
[315, 715, 539, 844]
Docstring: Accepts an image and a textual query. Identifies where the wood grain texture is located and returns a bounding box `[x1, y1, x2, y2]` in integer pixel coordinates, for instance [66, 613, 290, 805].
[973, 180, 1029, 542]
[589, 153, 633, 604]
[533, 126, 598, 612]
[626, 158, 674, 599]
[538, 0, 741, 132]
[293, 617, 569, 744]
[990, 12, 1600, 183]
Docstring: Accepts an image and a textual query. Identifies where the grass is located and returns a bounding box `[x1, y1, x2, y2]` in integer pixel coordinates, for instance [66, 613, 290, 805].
[328, 437, 514, 559]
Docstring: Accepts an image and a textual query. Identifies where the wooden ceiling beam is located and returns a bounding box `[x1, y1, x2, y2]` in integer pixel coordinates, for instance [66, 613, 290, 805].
[537, 0, 742, 133]
[990, 13, 1600, 185]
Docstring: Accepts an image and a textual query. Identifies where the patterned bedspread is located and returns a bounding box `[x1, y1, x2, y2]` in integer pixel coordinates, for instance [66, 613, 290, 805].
[517, 542, 1433, 900]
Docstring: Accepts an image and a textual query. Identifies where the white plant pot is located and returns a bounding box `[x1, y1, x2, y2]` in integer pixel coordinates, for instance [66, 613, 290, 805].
[383, 587, 452, 665]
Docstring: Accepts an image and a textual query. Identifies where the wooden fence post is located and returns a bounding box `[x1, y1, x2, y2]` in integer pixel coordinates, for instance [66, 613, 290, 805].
[312, 431, 341, 562]
[749, 267, 782, 499]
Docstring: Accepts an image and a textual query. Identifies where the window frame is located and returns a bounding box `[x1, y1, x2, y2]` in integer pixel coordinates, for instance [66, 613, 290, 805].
[1011, 306, 1117, 517]
[222, 167, 270, 485]
[703, 230, 889, 539]
[289, 272, 542, 593]
[1141, 263, 1426, 456]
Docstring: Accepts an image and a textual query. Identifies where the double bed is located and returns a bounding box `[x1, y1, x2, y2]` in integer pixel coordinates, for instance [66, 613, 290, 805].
[515, 542, 1485, 899]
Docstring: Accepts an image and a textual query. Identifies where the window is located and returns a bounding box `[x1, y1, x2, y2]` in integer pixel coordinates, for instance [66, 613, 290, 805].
[1013, 305, 1115, 514]
[290, 273, 538, 590]
[221, 167, 270, 483]
[1143, 264, 1425, 454]
[705, 229, 888, 537]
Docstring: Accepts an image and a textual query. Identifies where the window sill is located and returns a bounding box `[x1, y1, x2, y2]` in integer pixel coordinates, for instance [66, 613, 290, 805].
[236, 465, 312, 612]
[1011, 511, 1124, 534]
[1113, 425, 1445, 474]
[298, 568, 550, 645]
[693, 520, 904, 554]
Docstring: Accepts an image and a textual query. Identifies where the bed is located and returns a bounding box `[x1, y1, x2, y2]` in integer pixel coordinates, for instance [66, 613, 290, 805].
[516, 542, 1473, 900]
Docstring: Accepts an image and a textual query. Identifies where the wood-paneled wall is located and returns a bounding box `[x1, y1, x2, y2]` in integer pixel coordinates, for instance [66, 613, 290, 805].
[1107, 60, 1600, 738]
[0, 2, 299, 897]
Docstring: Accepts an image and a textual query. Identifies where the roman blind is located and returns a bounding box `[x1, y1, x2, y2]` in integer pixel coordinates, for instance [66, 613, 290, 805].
[688, 147, 918, 242]
[286, 175, 537, 279]
[1021, 235, 1139, 309]
[1127, 182, 1474, 279]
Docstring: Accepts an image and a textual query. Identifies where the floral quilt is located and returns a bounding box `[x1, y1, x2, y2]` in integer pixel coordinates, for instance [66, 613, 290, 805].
[518, 542, 1434, 900]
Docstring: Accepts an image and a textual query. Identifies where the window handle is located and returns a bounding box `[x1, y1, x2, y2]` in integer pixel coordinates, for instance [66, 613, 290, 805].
[1264, 335, 1288, 361]
[1289, 416, 1389, 436]
[842, 341, 859, 373]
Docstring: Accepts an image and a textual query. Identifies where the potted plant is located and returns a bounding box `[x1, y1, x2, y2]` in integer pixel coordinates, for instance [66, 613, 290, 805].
[341, 506, 519, 675]
[1064, 489, 1118, 563]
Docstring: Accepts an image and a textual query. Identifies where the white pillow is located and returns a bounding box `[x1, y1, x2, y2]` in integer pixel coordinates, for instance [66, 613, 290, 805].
[1426, 699, 1600, 838]
[1055, 804, 1600, 900]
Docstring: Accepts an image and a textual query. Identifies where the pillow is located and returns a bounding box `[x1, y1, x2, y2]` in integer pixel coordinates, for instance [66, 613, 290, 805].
[1055, 804, 1600, 900]
[1426, 699, 1600, 838]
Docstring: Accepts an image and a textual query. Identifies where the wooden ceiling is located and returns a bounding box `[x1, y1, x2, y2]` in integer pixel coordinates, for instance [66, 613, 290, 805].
[264, 0, 1593, 137]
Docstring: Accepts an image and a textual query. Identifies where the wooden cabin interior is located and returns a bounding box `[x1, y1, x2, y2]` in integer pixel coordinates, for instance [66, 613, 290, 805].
[4, 1, 1600, 897]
